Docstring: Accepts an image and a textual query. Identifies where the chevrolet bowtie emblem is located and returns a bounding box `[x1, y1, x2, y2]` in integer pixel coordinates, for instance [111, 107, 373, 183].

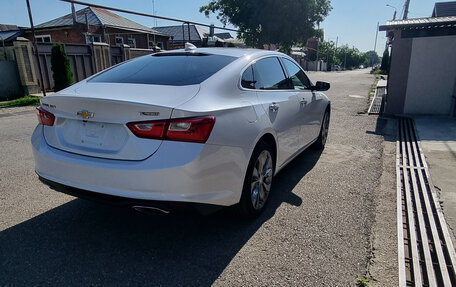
[77, 110, 94, 119]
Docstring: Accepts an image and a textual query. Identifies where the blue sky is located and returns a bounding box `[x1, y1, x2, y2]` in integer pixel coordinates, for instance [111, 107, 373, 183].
[1, 0, 437, 55]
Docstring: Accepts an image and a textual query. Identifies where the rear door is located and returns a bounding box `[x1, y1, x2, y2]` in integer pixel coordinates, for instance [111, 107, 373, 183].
[253, 57, 301, 166]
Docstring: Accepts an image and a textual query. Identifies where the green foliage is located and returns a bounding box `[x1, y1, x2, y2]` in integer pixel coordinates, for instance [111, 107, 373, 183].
[200, 0, 332, 50]
[356, 276, 369, 287]
[364, 50, 380, 67]
[318, 40, 338, 67]
[380, 47, 390, 74]
[0, 96, 41, 107]
[51, 43, 74, 92]
[317, 41, 374, 70]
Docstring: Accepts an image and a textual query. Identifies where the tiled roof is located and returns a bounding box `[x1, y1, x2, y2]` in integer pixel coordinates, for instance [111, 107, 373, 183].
[0, 24, 19, 31]
[153, 24, 205, 42]
[379, 16, 456, 30]
[214, 32, 233, 40]
[433, 1, 456, 17]
[153, 24, 226, 42]
[35, 7, 167, 36]
[0, 30, 21, 41]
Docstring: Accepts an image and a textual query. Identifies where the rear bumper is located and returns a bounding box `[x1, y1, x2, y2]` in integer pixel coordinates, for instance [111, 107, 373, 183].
[32, 125, 251, 206]
[38, 176, 222, 214]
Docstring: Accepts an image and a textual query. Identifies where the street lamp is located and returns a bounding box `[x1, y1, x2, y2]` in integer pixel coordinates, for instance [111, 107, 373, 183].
[386, 4, 397, 20]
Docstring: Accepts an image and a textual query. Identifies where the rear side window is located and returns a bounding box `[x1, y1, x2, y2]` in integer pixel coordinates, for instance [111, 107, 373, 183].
[90, 53, 236, 86]
[281, 58, 311, 90]
[254, 57, 289, 90]
[241, 65, 256, 89]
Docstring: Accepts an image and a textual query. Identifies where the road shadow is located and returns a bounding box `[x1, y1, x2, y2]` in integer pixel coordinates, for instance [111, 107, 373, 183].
[0, 149, 322, 286]
[365, 116, 397, 143]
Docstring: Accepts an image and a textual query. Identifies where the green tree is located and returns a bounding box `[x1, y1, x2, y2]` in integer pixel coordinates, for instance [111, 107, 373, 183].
[200, 0, 332, 50]
[318, 40, 337, 68]
[380, 47, 390, 74]
[51, 43, 73, 92]
[363, 50, 380, 67]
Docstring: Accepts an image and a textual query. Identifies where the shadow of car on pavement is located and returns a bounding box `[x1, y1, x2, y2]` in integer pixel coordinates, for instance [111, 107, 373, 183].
[0, 148, 322, 286]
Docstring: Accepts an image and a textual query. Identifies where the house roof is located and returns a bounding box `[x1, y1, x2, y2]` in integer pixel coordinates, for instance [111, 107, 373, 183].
[379, 16, 456, 31]
[153, 24, 225, 42]
[35, 7, 167, 36]
[0, 24, 20, 41]
[0, 24, 19, 32]
[0, 30, 21, 41]
[214, 32, 233, 40]
[153, 24, 205, 42]
[432, 1, 456, 17]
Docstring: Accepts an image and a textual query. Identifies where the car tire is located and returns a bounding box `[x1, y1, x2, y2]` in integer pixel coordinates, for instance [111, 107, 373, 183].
[313, 109, 330, 149]
[237, 141, 275, 218]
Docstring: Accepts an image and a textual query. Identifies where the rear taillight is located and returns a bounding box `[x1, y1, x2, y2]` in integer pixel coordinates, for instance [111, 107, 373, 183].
[127, 116, 215, 143]
[166, 116, 215, 143]
[126, 121, 167, 140]
[36, 106, 55, 126]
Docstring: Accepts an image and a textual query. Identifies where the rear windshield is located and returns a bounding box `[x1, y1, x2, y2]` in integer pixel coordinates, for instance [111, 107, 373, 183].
[89, 53, 236, 86]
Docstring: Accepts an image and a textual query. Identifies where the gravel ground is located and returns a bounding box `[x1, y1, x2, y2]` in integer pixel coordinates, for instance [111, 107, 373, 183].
[0, 69, 396, 286]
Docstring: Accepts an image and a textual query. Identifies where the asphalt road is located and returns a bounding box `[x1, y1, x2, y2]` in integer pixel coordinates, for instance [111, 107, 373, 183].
[0, 69, 392, 286]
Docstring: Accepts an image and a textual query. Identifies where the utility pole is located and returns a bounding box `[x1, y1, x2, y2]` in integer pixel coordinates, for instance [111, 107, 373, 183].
[372, 22, 379, 67]
[26, 0, 46, 96]
[343, 48, 347, 70]
[373, 22, 379, 53]
[403, 0, 410, 19]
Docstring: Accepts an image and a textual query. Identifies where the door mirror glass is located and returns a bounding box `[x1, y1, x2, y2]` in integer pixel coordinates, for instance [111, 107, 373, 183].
[311, 81, 330, 91]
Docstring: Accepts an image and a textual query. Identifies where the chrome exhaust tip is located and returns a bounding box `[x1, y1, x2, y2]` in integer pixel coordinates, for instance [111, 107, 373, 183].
[132, 205, 171, 215]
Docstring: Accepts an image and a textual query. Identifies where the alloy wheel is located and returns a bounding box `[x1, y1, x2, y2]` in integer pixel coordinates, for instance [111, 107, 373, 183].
[250, 150, 273, 210]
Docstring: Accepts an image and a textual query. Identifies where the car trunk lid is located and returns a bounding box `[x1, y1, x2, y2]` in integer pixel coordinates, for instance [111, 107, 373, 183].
[41, 82, 200, 160]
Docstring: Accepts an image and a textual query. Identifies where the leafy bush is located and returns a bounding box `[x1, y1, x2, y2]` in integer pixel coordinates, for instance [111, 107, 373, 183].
[51, 43, 74, 92]
[380, 47, 390, 75]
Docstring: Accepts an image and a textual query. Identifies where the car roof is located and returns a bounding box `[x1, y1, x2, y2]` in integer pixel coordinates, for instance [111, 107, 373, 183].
[158, 47, 286, 59]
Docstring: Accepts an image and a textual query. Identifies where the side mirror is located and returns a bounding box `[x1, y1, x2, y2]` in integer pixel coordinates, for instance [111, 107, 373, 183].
[311, 81, 330, 91]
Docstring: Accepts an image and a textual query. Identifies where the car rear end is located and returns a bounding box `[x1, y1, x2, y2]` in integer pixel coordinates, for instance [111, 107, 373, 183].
[32, 51, 252, 212]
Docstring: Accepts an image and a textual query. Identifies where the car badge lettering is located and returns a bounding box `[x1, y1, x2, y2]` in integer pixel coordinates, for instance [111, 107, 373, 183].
[141, 112, 160, 116]
[77, 110, 94, 119]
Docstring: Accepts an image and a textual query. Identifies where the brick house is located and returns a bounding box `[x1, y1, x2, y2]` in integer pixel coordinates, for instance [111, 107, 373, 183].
[23, 6, 169, 49]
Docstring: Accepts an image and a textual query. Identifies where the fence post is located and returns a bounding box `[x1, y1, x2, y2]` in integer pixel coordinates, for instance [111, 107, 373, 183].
[92, 42, 111, 72]
[121, 44, 130, 62]
[13, 38, 40, 94]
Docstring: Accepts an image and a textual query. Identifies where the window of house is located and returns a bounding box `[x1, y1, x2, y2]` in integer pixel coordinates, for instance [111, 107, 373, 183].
[254, 57, 289, 90]
[85, 34, 101, 44]
[281, 58, 311, 90]
[36, 35, 51, 43]
[115, 36, 124, 46]
[128, 38, 136, 48]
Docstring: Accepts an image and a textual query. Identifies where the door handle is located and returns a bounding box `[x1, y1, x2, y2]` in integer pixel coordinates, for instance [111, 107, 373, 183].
[269, 102, 280, 112]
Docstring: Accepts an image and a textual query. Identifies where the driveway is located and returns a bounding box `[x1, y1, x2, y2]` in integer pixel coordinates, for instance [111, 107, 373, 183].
[0, 69, 396, 286]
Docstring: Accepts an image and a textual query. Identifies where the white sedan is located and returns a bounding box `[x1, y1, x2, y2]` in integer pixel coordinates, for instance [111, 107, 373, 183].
[32, 45, 330, 217]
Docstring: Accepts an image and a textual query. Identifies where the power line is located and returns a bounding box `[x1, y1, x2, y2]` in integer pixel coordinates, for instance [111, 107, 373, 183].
[59, 0, 240, 33]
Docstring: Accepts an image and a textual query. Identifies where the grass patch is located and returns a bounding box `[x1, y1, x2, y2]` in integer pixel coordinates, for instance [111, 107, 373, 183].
[356, 276, 370, 287]
[0, 96, 41, 108]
